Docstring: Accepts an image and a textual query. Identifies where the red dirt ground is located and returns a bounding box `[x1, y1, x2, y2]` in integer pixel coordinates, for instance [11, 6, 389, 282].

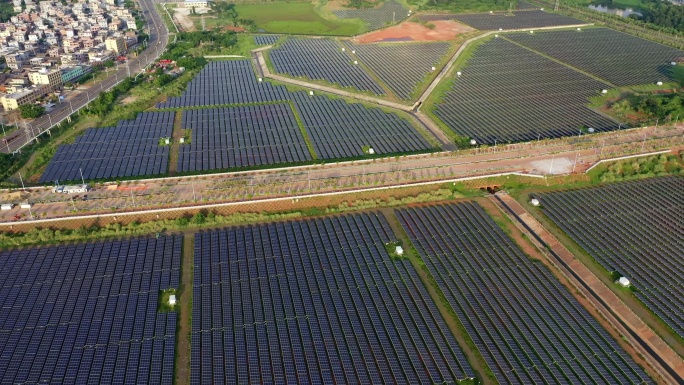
[224, 25, 246, 32]
[354, 20, 475, 43]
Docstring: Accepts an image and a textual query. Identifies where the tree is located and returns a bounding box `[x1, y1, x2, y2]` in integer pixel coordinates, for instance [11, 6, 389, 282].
[153, 74, 173, 87]
[19, 104, 45, 119]
[103, 59, 115, 68]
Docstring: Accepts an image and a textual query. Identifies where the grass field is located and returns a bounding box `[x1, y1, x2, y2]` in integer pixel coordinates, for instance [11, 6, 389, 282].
[234, 3, 366, 35]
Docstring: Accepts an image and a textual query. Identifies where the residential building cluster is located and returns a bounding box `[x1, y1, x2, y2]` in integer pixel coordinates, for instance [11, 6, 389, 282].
[0, 0, 142, 111]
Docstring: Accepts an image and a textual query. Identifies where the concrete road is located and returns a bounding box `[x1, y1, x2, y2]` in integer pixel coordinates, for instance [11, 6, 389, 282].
[2, 124, 681, 223]
[0, 0, 170, 154]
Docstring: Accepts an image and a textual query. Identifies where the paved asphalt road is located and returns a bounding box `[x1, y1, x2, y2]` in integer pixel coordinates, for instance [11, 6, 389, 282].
[0, 0, 169, 154]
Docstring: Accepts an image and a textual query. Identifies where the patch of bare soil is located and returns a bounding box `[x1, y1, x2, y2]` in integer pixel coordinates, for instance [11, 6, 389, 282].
[355, 20, 475, 43]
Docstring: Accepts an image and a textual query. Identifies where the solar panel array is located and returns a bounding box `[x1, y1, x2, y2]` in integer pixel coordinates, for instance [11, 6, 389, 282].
[39, 112, 174, 183]
[344, 41, 450, 99]
[506, 28, 684, 86]
[434, 38, 618, 144]
[291, 92, 433, 158]
[270, 38, 385, 95]
[154, 60, 434, 170]
[178, 104, 312, 172]
[0, 235, 181, 384]
[418, 10, 584, 30]
[191, 213, 475, 384]
[254, 35, 280, 45]
[397, 202, 653, 385]
[157, 60, 290, 109]
[537, 176, 684, 338]
[332, 0, 408, 30]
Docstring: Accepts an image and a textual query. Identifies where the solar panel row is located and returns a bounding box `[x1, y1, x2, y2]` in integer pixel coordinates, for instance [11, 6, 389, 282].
[157, 60, 291, 109]
[538, 176, 684, 338]
[506, 28, 684, 87]
[332, 0, 408, 30]
[291, 92, 432, 158]
[178, 104, 312, 172]
[397, 202, 653, 385]
[254, 35, 280, 45]
[270, 38, 386, 95]
[343, 41, 451, 100]
[433, 38, 618, 144]
[39, 111, 174, 183]
[0, 235, 182, 384]
[190, 213, 475, 384]
[417, 10, 584, 30]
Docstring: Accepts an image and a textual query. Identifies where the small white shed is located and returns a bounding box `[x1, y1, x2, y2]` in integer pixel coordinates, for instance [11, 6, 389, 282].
[617, 277, 630, 287]
[395, 246, 404, 256]
[169, 295, 177, 305]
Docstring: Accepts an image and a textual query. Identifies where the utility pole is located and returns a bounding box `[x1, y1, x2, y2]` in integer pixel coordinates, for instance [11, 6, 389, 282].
[19, 173, 25, 190]
[555, 0, 560, 11]
[79, 168, 86, 186]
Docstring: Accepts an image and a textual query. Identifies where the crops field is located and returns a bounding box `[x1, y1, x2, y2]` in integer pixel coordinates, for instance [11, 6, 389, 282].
[235, 3, 364, 35]
[270, 38, 385, 95]
[39, 112, 174, 183]
[291, 92, 433, 158]
[397, 202, 653, 384]
[344, 41, 451, 100]
[332, 0, 408, 30]
[418, 10, 583, 31]
[506, 28, 684, 86]
[191, 213, 475, 384]
[0, 236, 181, 384]
[537, 176, 684, 338]
[433, 38, 619, 144]
[178, 104, 312, 172]
[157, 60, 290, 109]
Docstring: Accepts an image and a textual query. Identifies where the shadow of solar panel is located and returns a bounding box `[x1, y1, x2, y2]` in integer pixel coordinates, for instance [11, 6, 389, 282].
[0, 235, 182, 384]
[39, 111, 174, 183]
[190, 213, 475, 384]
[538, 176, 684, 338]
[397, 202, 654, 385]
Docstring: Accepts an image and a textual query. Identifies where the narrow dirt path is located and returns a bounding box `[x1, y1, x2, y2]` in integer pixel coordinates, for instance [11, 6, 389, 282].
[379, 207, 497, 384]
[175, 232, 195, 385]
[169, 111, 184, 175]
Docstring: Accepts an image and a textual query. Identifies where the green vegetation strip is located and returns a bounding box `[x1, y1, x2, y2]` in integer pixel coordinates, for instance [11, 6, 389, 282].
[287, 101, 319, 160]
